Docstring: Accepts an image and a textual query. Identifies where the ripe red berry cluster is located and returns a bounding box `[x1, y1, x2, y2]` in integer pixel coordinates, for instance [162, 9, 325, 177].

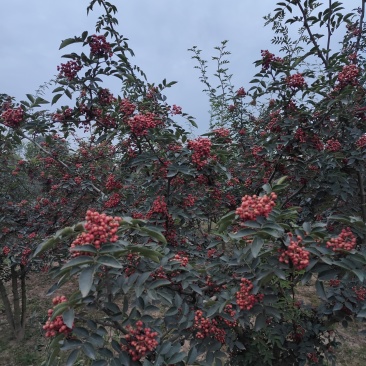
[326, 227, 356, 252]
[294, 128, 307, 143]
[21, 248, 32, 266]
[98, 88, 116, 105]
[104, 193, 122, 208]
[146, 196, 168, 219]
[2, 246, 10, 256]
[1, 107, 24, 128]
[57, 60, 82, 80]
[236, 87, 246, 97]
[121, 321, 158, 361]
[127, 112, 163, 136]
[171, 104, 182, 115]
[70, 210, 122, 254]
[119, 98, 136, 118]
[236, 192, 277, 222]
[235, 278, 259, 311]
[105, 174, 122, 190]
[213, 128, 230, 138]
[187, 137, 212, 169]
[43, 296, 73, 338]
[356, 134, 366, 149]
[193, 310, 226, 343]
[182, 194, 196, 208]
[329, 279, 341, 287]
[353, 286, 366, 301]
[286, 73, 306, 89]
[260, 50, 283, 70]
[279, 235, 310, 270]
[171, 254, 189, 266]
[89, 34, 113, 57]
[325, 138, 342, 152]
[337, 64, 359, 88]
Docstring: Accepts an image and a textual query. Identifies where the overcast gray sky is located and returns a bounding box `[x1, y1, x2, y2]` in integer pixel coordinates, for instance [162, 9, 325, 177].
[0, 1, 354, 134]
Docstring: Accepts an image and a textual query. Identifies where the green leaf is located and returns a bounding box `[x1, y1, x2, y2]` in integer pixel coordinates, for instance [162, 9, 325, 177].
[33, 237, 58, 258]
[66, 349, 79, 366]
[166, 352, 186, 364]
[217, 211, 236, 233]
[251, 237, 264, 258]
[140, 226, 167, 244]
[52, 94, 63, 105]
[79, 266, 95, 297]
[187, 346, 198, 364]
[59, 37, 81, 50]
[315, 280, 327, 300]
[149, 279, 171, 289]
[82, 342, 96, 360]
[62, 256, 94, 270]
[97, 255, 122, 268]
[229, 228, 256, 239]
[62, 308, 75, 329]
[254, 313, 266, 331]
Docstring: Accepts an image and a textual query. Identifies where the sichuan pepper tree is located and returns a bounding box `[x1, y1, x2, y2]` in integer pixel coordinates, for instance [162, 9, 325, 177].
[1, 0, 366, 365]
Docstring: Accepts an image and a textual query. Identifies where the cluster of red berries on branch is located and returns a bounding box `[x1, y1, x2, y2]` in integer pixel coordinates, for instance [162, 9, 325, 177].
[279, 235, 310, 270]
[286, 73, 306, 89]
[89, 34, 113, 57]
[356, 134, 366, 149]
[127, 112, 163, 136]
[1, 107, 24, 128]
[146, 196, 168, 218]
[192, 310, 226, 343]
[170, 104, 182, 115]
[57, 60, 82, 80]
[325, 138, 342, 152]
[336, 64, 359, 89]
[353, 286, 366, 301]
[170, 254, 189, 267]
[326, 227, 356, 252]
[121, 321, 159, 361]
[187, 137, 212, 170]
[98, 88, 116, 105]
[70, 210, 122, 255]
[260, 50, 283, 71]
[119, 98, 136, 118]
[43, 296, 73, 338]
[236, 192, 277, 222]
[105, 174, 122, 190]
[235, 278, 261, 310]
[236, 87, 246, 97]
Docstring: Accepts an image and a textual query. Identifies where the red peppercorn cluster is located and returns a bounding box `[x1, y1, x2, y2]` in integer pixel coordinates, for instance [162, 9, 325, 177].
[326, 227, 356, 252]
[170, 254, 189, 267]
[89, 34, 113, 57]
[251, 145, 263, 159]
[119, 98, 136, 117]
[105, 174, 122, 190]
[146, 196, 168, 218]
[104, 192, 121, 208]
[294, 128, 307, 143]
[182, 194, 196, 208]
[21, 248, 32, 266]
[43, 296, 73, 338]
[279, 235, 310, 270]
[236, 87, 246, 97]
[260, 50, 283, 71]
[127, 112, 163, 136]
[353, 286, 366, 301]
[187, 137, 212, 170]
[286, 73, 306, 89]
[220, 304, 238, 327]
[336, 64, 359, 88]
[98, 88, 116, 105]
[171, 104, 182, 115]
[57, 60, 82, 80]
[1, 107, 24, 128]
[329, 279, 341, 287]
[213, 128, 230, 138]
[193, 310, 226, 343]
[2, 246, 10, 256]
[356, 134, 366, 149]
[235, 278, 259, 311]
[121, 321, 158, 361]
[236, 192, 277, 222]
[325, 138, 342, 152]
[70, 210, 122, 255]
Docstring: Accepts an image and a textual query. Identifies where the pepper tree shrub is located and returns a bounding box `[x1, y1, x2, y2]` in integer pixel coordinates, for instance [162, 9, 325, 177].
[0, 0, 366, 364]
[190, 0, 366, 229]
